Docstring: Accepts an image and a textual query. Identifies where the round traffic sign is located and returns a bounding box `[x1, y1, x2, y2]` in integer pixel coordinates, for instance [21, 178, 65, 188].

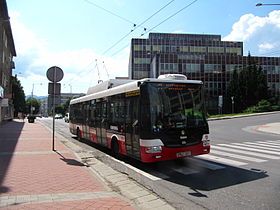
[46, 66, 64, 83]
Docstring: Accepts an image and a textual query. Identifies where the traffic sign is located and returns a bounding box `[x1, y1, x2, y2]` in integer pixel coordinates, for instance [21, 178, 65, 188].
[46, 66, 64, 83]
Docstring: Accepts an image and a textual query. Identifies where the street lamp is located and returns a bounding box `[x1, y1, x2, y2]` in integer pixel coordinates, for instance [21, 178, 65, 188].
[30, 83, 42, 115]
[256, 3, 280, 6]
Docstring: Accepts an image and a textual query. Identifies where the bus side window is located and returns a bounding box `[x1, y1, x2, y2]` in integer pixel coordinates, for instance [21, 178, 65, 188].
[102, 102, 107, 119]
[89, 100, 96, 127]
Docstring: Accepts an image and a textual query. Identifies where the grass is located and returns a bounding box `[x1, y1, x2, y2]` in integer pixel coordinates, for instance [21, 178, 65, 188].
[208, 112, 254, 119]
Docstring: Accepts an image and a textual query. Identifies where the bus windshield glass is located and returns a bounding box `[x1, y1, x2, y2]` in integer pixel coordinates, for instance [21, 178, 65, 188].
[146, 82, 207, 132]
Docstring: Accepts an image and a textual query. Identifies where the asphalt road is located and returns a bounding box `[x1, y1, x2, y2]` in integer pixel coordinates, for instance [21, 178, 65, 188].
[38, 113, 280, 210]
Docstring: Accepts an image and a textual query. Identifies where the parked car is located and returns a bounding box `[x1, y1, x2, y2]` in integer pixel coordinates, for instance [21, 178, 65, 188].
[54, 114, 63, 119]
[64, 113, 69, 123]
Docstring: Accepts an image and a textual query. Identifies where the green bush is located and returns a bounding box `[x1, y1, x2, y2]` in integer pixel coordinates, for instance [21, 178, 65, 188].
[244, 100, 280, 113]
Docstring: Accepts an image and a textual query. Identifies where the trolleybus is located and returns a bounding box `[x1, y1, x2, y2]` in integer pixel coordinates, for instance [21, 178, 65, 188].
[69, 74, 210, 162]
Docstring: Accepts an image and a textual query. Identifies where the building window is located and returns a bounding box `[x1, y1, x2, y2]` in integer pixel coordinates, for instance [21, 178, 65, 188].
[134, 45, 151, 51]
[208, 47, 224, 54]
[226, 64, 242, 72]
[160, 63, 178, 73]
[205, 64, 222, 73]
[152, 45, 162, 52]
[179, 46, 188, 52]
[226, 47, 242, 55]
[182, 63, 200, 73]
[190, 46, 206, 53]
[133, 71, 149, 78]
[178, 54, 205, 60]
[134, 58, 150, 64]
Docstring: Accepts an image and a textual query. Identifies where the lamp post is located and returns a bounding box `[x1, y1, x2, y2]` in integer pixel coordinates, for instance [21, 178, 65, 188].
[256, 3, 280, 6]
[30, 83, 42, 115]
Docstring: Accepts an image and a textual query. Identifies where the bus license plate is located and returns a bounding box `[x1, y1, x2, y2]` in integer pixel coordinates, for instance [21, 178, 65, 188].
[176, 151, 191, 158]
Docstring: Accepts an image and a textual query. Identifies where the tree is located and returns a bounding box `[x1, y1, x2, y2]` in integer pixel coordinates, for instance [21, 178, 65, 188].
[12, 75, 26, 116]
[54, 98, 72, 115]
[25, 97, 41, 115]
[227, 53, 269, 113]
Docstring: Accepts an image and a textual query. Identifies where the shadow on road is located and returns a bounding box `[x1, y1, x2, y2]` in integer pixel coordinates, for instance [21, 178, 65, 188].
[71, 135, 269, 192]
[0, 120, 25, 194]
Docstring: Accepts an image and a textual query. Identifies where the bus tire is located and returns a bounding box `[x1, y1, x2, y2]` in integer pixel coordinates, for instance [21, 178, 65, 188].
[76, 128, 82, 141]
[111, 139, 120, 157]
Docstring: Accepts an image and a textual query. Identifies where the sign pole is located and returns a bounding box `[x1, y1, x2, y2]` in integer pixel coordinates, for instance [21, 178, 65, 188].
[52, 67, 56, 151]
[46, 66, 64, 152]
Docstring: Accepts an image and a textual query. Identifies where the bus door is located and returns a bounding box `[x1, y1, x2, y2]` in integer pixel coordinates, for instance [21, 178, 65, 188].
[125, 96, 140, 158]
[83, 103, 90, 140]
[96, 101, 108, 146]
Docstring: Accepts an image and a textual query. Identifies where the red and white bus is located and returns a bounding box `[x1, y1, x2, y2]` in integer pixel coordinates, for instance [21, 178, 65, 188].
[69, 74, 210, 163]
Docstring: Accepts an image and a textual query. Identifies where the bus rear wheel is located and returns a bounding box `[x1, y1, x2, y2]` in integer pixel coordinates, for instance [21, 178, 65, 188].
[111, 139, 120, 157]
[76, 128, 82, 141]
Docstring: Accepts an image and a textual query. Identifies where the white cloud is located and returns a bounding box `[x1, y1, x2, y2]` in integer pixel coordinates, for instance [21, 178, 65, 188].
[223, 10, 280, 56]
[258, 42, 276, 51]
[10, 12, 129, 96]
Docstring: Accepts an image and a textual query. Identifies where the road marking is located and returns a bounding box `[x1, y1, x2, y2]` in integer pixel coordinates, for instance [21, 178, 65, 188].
[211, 145, 280, 159]
[116, 158, 169, 181]
[243, 142, 280, 149]
[218, 144, 280, 156]
[210, 149, 266, 162]
[190, 157, 225, 170]
[231, 143, 280, 151]
[262, 141, 280, 145]
[198, 154, 247, 166]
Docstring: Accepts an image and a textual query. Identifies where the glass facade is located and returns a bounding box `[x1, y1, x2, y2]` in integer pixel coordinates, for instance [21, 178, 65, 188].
[128, 33, 280, 113]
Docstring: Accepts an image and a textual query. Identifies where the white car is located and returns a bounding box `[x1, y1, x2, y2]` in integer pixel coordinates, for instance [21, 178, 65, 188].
[55, 114, 63, 119]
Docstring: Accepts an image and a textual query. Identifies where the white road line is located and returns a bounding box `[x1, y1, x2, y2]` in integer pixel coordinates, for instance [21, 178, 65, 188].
[210, 150, 266, 162]
[262, 141, 280, 146]
[244, 142, 280, 149]
[211, 145, 280, 159]
[265, 140, 280, 143]
[190, 158, 225, 170]
[231, 143, 280, 151]
[121, 160, 169, 181]
[198, 154, 247, 166]
[218, 144, 280, 156]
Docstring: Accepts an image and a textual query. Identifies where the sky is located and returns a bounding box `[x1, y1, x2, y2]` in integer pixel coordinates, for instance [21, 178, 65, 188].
[6, 0, 280, 96]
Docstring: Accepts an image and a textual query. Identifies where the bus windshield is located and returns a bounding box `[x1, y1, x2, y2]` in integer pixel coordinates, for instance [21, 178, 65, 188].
[145, 82, 208, 133]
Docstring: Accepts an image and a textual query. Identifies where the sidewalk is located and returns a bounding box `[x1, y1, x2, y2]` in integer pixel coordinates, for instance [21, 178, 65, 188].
[0, 120, 173, 209]
[255, 122, 280, 135]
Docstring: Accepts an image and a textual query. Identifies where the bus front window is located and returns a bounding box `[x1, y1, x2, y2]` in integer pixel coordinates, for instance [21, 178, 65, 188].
[146, 83, 208, 134]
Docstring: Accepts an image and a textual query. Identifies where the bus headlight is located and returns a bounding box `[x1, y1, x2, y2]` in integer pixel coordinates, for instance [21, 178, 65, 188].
[202, 134, 210, 146]
[145, 146, 162, 154]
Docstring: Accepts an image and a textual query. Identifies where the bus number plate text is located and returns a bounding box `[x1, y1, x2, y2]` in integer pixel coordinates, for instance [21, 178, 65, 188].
[176, 151, 191, 158]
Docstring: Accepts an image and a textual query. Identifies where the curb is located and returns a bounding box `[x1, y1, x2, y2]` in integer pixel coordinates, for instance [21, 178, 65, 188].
[38, 121, 175, 210]
[207, 111, 280, 121]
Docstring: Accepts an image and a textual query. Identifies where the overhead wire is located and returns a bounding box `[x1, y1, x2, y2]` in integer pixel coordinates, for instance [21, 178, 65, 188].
[102, 0, 175, 55]
[110, 0, 199, 56]
[141, 0, 199, 36]
[83, 0, 136, 25]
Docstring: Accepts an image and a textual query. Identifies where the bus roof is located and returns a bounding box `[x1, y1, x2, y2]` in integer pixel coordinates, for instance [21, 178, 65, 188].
[70, 78, 203, 105]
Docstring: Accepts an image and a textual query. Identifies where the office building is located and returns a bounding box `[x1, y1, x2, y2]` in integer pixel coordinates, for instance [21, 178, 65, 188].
[128, 33, 280, 113]
[39, 93, 84, 116]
